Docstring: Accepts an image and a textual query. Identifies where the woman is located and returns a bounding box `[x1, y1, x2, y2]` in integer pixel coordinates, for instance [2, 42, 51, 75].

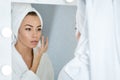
[12, 3, 54, 80]
[59, 0, 120, 80]
[58, 0, 90, 80]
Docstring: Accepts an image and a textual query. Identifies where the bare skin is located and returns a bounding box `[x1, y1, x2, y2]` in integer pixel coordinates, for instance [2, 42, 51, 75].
[75, 27, 81, 41]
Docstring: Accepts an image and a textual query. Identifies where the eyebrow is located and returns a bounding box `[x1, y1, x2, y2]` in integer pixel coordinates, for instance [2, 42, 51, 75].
[24, 24, 42, 28]
[37, 25, 42, 28]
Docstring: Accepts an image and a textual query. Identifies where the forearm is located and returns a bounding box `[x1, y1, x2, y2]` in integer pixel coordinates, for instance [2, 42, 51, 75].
[30, 55, 42, 73]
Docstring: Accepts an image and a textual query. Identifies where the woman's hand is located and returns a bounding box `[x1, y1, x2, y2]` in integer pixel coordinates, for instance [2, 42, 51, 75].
[30, 36, 48, 73]
[37, 36, 48, 57]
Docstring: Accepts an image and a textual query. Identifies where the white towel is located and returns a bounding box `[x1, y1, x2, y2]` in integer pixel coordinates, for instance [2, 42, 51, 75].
[64, 0, 89, 79]
[12, 3, 43, 43]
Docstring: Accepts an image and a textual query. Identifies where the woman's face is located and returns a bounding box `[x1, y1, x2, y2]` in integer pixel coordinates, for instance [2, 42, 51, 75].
[18, 15, 42, 48]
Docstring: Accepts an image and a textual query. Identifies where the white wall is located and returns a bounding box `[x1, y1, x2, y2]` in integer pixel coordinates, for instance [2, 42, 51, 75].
[12, 0, 77, 5]
[0, 0, 11, 80]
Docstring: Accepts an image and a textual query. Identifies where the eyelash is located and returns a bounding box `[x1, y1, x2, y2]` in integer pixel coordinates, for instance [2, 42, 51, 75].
[37, 28, 42, 31]
[75, 27, 77, 30]
[25, 28, 31, 31]
[25, 28, 42, 31]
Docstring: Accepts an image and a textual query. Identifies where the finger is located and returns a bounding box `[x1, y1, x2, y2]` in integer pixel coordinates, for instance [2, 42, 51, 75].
[45, 37, 48, 50]
[41, 36, 44, 48]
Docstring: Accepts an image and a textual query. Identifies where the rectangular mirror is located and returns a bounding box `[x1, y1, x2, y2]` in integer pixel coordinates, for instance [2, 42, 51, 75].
[11, 2, 76, 80]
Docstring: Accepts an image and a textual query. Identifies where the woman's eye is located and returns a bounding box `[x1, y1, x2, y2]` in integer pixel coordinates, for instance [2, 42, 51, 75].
[25, 28, 31, 31]
[37, 28, 42, 31]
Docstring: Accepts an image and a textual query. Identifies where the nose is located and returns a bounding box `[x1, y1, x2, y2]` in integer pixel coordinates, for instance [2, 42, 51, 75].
[75, 30, 80, 41]
[32, 30, 37, 38]
[77, 32, 80, 40]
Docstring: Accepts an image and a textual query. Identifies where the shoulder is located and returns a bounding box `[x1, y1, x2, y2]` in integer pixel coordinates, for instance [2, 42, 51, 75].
[58, 66, 72, 80]
[58, 57, 80, 80]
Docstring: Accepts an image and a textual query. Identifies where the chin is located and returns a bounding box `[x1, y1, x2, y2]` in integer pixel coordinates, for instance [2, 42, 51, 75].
[30, 45, 37, 48]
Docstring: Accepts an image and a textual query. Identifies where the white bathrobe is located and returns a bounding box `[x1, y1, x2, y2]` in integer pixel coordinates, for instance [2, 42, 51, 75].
[58, 0, 120, 80]
[12, 3, 54, 80]
[12, 44, 54, 80]
[58, 0, 90, 80]
[86, 0, 120, 80]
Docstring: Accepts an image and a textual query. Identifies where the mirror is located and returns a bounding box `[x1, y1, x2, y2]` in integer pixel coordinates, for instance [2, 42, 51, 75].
[32, 4, 77, 79]
[11, 2, 76, 80]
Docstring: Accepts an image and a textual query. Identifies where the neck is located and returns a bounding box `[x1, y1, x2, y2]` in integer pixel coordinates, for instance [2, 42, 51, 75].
[15, 41, 33, 57]
[15, 40, 34, 69]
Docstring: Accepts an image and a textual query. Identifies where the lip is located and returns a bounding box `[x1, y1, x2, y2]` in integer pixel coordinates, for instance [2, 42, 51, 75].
[31, 40, 38, 45]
